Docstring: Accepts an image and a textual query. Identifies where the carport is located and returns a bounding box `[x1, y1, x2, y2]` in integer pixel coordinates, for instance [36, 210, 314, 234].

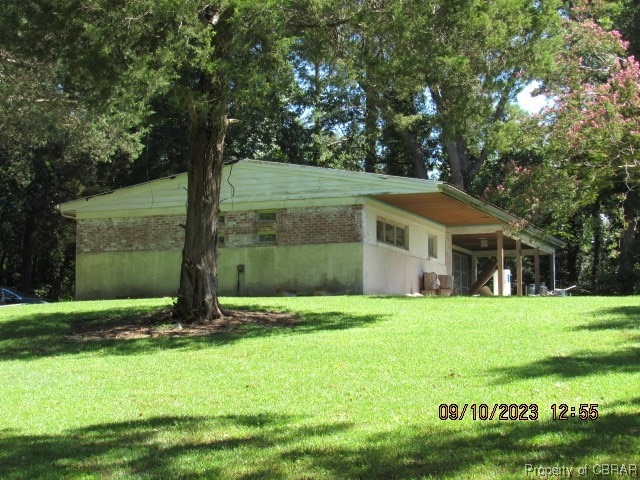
[373, 185, 565, 295]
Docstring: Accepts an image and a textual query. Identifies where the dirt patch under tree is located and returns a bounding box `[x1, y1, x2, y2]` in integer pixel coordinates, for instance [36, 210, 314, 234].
[69, 308, 300, 341]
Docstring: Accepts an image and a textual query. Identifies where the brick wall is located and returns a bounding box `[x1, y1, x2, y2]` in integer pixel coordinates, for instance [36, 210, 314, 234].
[77, 215, 185, 254]
[78, 205, 364, 254]
[221, 211, 258, 247]
[277, 205, 363, 245]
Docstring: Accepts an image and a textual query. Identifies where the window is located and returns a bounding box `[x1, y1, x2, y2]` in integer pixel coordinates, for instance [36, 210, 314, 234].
[428, 234, 438, 259]
[257, 211, 277, 244]
[219, 215, 225, 225]
[376, 219, 408, 249]
[257, 211, 277, 222]
[218, 235, 225, 247]
[453, 252, 470, 294]
[257, 233, 277, 244]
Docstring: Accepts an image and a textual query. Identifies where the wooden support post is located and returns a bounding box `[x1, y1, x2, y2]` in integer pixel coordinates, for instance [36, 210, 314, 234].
[497, 231, 504, 296]
[516, 240, 523, 296]
[550, 252, 556, 291]
[534, 248, 540, 295]
[471, 255, 478, 284]
[445, 233, 453, 276]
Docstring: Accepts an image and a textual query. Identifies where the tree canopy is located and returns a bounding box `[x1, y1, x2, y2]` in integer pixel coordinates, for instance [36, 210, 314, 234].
[1, 0, 639, 304]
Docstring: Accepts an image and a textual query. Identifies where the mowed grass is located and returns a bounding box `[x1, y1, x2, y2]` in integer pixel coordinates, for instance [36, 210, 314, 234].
[0, 296, 638, 479]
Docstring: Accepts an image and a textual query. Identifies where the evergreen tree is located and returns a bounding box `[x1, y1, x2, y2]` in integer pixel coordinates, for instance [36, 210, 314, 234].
[1, 1, 301, 319]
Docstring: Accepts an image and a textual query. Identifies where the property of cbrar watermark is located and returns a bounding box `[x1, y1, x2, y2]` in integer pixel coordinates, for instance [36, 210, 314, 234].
[524, 463, 638, 477]
[524, 465, 575, 477]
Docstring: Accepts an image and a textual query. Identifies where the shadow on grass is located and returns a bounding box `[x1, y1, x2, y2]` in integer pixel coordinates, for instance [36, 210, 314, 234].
[578, 306, 640, 332]
[1, 410, 639, 479]
[0, 304, 388, 361]
[493, 304, 640, 383]
[493, 348, 640, 381]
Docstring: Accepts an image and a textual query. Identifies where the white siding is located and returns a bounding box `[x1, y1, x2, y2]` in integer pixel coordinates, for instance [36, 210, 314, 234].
[362, 199, 447, 295]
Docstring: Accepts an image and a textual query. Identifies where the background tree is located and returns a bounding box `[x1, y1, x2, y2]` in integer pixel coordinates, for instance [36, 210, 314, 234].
[289, 0, 563, 189]
[1, 1, 306, 319]
[4, 0, 637, 300]
[0, 49, 140, 297]
[482, 0, 640, 293]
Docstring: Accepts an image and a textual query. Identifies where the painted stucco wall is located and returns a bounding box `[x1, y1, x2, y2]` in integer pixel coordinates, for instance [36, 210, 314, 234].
[218, 243, 363, 296]
[361, 199, 447, 295]
[74, 204, 365, 299]
[76, 243, 363, 299]
[76, 250, 181, 299]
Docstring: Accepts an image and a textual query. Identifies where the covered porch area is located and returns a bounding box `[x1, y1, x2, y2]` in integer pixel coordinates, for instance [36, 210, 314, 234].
[373, 184, 565, 296]
[450, 228, 558, 296]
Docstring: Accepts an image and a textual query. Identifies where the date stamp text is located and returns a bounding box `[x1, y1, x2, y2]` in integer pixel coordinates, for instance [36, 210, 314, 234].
[438, 403, 599, 421]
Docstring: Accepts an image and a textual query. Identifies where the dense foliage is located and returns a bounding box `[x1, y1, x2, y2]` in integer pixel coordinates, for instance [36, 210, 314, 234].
[0, 0, 638, 301]
[481, 0, 640, 293]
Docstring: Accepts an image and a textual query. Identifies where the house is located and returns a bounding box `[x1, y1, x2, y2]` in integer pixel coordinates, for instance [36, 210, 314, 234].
[58, 159, 564, 299]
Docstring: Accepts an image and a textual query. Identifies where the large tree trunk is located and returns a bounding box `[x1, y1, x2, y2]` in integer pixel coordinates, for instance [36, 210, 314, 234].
[378, 98, 428, 179]
[394, 125, 428, 180]
[444, 139, 468, 190]
[432, 85, 502, 192]
[443, 138, 489, 192]
[173, 6, 231, 322]
[174, 115, 226, 321]
[617, 199, 639, 294]
[20, 214, 36, 293]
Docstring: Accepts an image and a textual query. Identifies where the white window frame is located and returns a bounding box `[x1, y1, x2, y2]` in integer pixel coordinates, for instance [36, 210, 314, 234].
[376, 218, 408, 250]
[428, 234, 438, 259]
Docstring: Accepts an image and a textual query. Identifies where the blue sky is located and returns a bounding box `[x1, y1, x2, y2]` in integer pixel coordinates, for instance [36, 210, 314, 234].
[517, 82, 548, 113]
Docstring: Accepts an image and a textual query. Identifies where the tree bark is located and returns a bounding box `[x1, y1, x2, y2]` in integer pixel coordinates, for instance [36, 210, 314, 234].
[20, 214, 36, 293]
[174, 114, 226, 321]
[617, 199, 639, 294]
[173, 6, 232, 321]
[444, 139, 468, 190]
[394, 125, 428, 179]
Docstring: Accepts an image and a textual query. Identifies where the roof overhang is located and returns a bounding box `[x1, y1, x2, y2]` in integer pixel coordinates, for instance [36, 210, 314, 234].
[372, 184, 565, 254]
[373, 190, 496, 227]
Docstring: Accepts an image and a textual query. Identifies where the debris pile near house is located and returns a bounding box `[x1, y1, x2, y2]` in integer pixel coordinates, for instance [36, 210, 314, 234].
[421, 272, 454, 297]
[552, 285, 577, 296]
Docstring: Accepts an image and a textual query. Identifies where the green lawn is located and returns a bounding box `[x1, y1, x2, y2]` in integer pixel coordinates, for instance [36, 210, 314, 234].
[0, 296, 638, 479]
